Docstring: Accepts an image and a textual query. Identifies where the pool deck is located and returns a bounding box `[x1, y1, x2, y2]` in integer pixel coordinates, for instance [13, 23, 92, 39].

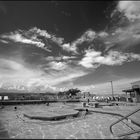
[0, 121, 9, 139]
[1, 101, 140, 139]
[0, 103, 80, 139]
[23, 109, 79, 121]
[75, 102, 140, 127]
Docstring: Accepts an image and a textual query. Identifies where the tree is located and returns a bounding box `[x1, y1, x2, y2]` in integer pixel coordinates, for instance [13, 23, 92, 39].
[58, 91, 65, 98]
[65, 88, 81, 97]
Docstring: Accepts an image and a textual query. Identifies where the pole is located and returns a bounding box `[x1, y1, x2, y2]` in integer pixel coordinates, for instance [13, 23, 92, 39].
[110, 81, 114, 98]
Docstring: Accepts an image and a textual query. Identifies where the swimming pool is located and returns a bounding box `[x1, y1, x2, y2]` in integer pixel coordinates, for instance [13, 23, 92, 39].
[0, 103, 139, 139]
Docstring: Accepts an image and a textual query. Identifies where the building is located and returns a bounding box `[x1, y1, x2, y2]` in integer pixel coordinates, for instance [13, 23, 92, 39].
[131, 81, 140, 102]
[122, 80, 140, 103]
[0, 92, 58, 101]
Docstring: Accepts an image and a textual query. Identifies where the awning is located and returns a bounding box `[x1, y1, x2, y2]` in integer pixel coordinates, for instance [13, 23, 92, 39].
[122, 89, 134, 92]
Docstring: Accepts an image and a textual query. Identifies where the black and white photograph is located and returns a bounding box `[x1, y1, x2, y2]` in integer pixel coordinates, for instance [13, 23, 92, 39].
[0, 0, 140, 139]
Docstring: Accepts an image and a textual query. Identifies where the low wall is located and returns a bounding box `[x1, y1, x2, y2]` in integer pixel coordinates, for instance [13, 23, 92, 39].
[0, 99, 80, 105]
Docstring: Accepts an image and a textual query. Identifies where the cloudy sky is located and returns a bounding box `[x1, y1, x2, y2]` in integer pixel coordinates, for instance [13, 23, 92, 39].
[0, 1, 140, 94]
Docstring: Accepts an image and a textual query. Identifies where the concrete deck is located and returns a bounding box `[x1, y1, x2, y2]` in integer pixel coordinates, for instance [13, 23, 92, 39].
[23, 109, 79, 121]
[0, 103, 140, 139]
[75, 103, 140, 127]
[0, 121, 9, 139]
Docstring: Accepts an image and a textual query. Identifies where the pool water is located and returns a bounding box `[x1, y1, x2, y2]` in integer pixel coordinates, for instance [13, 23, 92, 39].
[0, 103, 139, 139]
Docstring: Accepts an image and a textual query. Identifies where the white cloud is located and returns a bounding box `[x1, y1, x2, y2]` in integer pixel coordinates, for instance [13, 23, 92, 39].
[27, 69, 87, 91]
[43, 66, 88, 86]
[0, 39, 8, 44]
[45, 56, 62, 61]
[62, 43, 77, 54]
[117, 1, 140, 22]
[51, 36, 64, 45]
[29, 27, 64, 45]
[71, 29, 96, 47]
[102, 20, 140, 51]
[79, 49, 101, 68]
[44, 55, 76, 62]
[0, 58, 47, 92]
[29, 27, 51, 38]
[0, 27, 65, 52]
[0, 58, 24, 71]
[50, 71, 87, 85]
[78, 84, 95, 92]
[62, 29, 96, 54]
[80, 30, 96, 42]
[104, 1, 140, 51]
[1, 31, 45, 48]
[98, 31, 109, 38]
[0, 58, 65, 92]
[26, 78, 58, 92]
[1, 19, 140, 92]
[0, 57, 89, 92]
[48, 61, 67, 70]
[0, 58, 43, 79]
[79, 49, 140, 68]
[62, 55, 77, 60]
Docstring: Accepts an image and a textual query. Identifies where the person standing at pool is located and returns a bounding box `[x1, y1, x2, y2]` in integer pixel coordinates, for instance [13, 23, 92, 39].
[87, 98, 90, 103]
[82, 96, 87, 107]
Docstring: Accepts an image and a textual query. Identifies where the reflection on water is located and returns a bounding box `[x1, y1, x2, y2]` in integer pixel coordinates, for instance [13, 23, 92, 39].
[0, 103, 139, 139]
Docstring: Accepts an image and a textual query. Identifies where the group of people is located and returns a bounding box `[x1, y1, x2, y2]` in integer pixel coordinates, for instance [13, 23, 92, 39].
[82, 95, 121, 104]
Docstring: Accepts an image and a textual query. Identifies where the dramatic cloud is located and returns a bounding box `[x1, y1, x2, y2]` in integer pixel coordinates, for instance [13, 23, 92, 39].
[0, 1, 140, 92]
[44, 56, 77, 62]
[47, 61, 68, 70]
[1, 31, 45, 48]
[117, 1, 140, 22]
[0, 27, 64, 52]
[62, 29, 96, 54]
[29, 27, 64, 45]
[0, 58, 69, 92]
[74, 29, 96, 44]
[79, 49, 140, 68]
[45, 56, 62, 61]
[98, 31, 109, 38]
[0, 39, 8, 44]
[29, 27, 52, 38]
[0, 57, 88, 92]
[0, 58, 43, 80]
[51, 71, 87, 85]
[62, 55, 77, 60]
[0, 58, 47, 92]
[62, 43, 77, 54]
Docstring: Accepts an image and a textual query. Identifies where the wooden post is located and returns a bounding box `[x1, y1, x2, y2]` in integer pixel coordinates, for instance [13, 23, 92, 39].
[126, 92, 128, 102]
[134, 90, 137, 103]
[2, 96, 4, 101]
[110, 81, 114, 98]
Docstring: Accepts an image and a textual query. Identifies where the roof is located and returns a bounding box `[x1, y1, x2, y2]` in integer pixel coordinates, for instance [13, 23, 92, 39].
[122, 89, 134, 92]
[131, 80, 140, 86]
[0, 92, 58, 96]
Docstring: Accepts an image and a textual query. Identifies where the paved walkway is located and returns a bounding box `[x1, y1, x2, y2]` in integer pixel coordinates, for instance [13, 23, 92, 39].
[75, 102, 140, 127]
[0, 121, 9, 139]
[23, 106, 79, 121]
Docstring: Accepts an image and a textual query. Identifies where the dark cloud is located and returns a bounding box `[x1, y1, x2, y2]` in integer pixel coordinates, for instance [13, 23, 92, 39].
[0, 1, 140, 93]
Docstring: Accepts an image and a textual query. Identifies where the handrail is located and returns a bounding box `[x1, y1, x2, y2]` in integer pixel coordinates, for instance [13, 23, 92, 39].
[117, 128, 140, 137]
[110, 107, 140, 137]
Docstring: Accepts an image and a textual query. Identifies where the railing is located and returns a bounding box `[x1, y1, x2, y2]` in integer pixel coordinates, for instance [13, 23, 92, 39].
[110, 107, 140, 137]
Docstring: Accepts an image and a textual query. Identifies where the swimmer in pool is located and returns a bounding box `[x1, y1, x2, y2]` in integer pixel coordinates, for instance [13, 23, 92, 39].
[14, 106, 17, 110]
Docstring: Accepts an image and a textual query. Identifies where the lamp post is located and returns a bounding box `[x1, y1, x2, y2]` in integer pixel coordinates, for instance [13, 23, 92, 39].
[110, 81, 114, 98]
